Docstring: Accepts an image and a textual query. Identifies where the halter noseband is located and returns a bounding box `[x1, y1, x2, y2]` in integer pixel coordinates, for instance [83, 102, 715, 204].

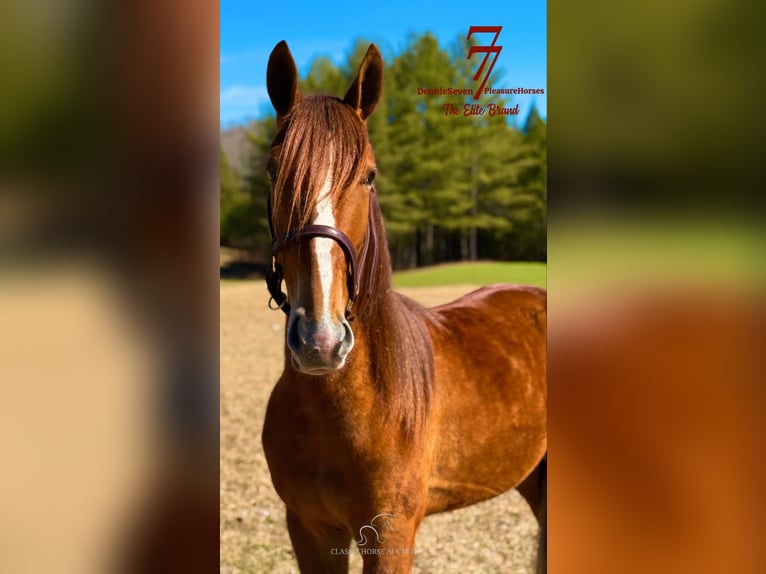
[265, 189, 377, 321]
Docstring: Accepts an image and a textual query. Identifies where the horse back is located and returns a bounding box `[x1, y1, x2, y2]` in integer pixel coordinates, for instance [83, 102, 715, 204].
[423, 284, 547, 513]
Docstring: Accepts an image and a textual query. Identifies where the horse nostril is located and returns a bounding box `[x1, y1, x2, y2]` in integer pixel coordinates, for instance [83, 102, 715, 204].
[287, 315, 302, 353]
[339, 319, 355, 356]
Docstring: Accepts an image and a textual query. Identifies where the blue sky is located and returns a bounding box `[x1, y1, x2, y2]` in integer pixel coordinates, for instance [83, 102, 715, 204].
[221, 1, 547, 127]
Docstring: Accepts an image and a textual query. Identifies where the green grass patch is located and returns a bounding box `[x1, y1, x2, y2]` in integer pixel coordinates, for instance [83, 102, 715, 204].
[392, 261, 546, 289]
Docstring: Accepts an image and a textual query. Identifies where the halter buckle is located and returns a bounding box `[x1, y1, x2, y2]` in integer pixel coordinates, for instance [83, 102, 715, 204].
[345, 298, 355, 320]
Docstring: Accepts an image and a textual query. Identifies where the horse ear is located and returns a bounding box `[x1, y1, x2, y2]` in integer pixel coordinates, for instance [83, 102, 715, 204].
[267, 40, 302, 122]
[343, 44, 384, 120]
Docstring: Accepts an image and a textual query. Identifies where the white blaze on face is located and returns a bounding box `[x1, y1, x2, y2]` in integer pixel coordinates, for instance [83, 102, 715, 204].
[312, 156, 336, 323]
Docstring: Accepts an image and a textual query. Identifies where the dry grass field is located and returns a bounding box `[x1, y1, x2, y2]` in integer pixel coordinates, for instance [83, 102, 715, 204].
[221, 280, 540, 574]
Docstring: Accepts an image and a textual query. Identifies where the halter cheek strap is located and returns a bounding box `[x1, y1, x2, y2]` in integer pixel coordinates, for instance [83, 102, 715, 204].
[265, 189, 377, 321]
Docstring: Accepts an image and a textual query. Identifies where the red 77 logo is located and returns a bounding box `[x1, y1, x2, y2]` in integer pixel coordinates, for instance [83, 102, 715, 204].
[467, 26, 503, 101]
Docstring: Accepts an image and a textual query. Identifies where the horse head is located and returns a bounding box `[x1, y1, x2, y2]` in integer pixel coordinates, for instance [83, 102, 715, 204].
[266, 40, 383, 375]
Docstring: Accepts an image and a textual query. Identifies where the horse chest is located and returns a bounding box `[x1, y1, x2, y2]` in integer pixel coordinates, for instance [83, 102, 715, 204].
[263, 386, 379, 520]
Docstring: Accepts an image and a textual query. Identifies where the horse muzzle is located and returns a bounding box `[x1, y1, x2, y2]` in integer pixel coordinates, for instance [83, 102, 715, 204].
[286, 313, 354, 375]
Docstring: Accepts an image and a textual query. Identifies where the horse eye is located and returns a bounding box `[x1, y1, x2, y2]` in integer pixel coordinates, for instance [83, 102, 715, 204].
[365, 169, 377, 186]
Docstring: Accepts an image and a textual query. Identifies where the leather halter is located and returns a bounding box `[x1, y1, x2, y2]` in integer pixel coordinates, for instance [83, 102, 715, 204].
[265, 189, 378, 321]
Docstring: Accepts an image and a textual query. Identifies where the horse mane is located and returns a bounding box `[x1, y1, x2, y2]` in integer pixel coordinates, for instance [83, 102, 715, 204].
[271, 95, 368, 232]
[361, 201, 435, 438]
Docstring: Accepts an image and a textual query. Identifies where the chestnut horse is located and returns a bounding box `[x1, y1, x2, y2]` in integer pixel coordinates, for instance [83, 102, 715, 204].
[261, 40, 547, 574]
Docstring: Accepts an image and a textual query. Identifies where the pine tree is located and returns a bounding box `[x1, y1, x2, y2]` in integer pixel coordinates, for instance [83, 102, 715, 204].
[523, 104, 543, 135]
[219, 117, 275, 253]
[220, 148, 245, 246]
[301, 55, 348, 97]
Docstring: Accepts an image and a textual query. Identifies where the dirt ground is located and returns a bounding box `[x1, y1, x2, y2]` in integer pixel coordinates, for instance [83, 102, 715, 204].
[220, 281, 540, 573]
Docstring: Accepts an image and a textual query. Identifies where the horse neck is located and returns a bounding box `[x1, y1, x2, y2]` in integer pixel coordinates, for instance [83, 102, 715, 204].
[350, 200, 434, 437]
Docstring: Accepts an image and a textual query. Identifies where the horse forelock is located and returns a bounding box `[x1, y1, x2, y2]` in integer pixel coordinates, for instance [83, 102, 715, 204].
[271, 95, 369, 233]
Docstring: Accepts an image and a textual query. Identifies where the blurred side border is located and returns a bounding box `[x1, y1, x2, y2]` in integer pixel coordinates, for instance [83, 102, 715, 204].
[1, 1, 219, 573]
[548, 0, 766, 573]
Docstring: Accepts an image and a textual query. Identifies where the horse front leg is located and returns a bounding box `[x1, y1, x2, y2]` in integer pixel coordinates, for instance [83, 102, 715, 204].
[286, 508, 351, 574]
